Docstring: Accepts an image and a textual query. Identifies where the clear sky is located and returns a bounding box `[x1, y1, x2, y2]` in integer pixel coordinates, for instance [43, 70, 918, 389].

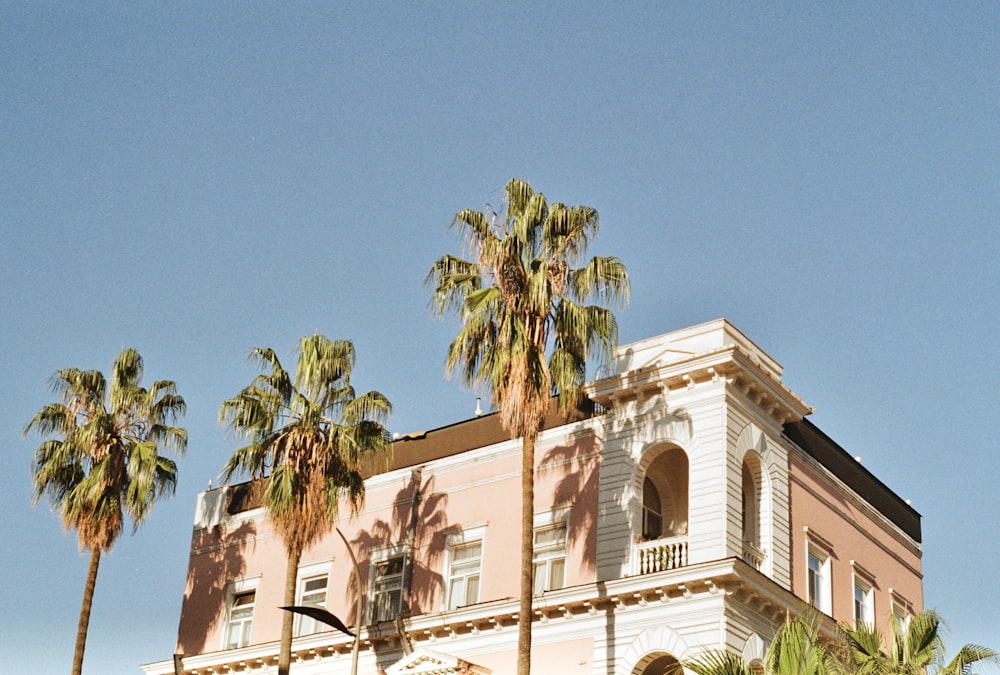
[2, 3, 997, 673]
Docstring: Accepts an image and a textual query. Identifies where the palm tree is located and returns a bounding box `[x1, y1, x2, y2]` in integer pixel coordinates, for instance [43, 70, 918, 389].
[26, 349, 186, 675]
[841, 610, 997, 675]
[428, 178, 629, 674]
[687, 615, 841, 675]
[219, 335, 391, 675]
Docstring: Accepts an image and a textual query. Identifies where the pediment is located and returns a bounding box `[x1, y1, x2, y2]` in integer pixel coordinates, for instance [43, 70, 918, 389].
[386, 647, 491, 674]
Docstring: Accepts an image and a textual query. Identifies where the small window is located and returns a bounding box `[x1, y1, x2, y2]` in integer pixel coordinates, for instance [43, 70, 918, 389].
[294, 575, 329, 636]
[446, 540, 482, 610]
[890, 591, 913, 629]
[532, 524, 567, 594]
[371, 555, 405, 623]
[807, 547, 831, 613]
[225, 590, 256, 649]
[854, 578, 874, 626]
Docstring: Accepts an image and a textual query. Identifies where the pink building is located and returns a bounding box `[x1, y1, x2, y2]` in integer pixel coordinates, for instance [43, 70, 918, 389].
[143, 320, 922, 675]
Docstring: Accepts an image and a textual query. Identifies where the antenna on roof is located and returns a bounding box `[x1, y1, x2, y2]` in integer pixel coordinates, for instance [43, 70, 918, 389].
[475, 397, 483, 417]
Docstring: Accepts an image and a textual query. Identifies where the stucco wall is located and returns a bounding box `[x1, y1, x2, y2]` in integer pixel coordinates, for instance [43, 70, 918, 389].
[788, 450, 923, 627]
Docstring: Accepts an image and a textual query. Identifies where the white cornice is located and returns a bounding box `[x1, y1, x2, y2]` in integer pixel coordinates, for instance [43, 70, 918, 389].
[585, 344, 812, 428]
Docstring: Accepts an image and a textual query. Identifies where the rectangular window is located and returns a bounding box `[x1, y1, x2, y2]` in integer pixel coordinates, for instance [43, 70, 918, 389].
[891, 591, 913, 629]
[532, 523, 567, 594]
[294, 574, 329, 636]
[446, 540, 482, 610]
[371, 555, 405, 623]
[225, 590, 255, 649]
[854, 578, 874, 626]
[807, 547, 831, 613]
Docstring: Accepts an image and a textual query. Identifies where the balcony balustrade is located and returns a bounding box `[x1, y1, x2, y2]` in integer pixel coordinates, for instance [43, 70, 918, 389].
[634, 535, 688, 575]
[742, 541, 765, 570]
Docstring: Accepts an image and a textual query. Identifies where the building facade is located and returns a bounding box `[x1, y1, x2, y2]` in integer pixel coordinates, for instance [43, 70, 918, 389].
[143, 320, 922, 675]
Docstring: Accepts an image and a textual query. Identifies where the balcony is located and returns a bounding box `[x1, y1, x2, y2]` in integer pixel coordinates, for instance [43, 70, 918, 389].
[634, 535, 688, 575]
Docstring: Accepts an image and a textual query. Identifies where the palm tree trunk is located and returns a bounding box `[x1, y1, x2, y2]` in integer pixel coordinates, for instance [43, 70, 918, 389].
[517, 430, 537, 675]
[72, 547, 101, 675]
[277, 546, 301, 675]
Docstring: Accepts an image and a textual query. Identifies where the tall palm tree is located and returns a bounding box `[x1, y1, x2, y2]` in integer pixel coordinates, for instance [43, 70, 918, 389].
[26, 349, 186, 675]
[219, 335, 391, 675]
[428, 178, 629, 674]
[841, 610, 997, 675]
[687, 615, 841, 675]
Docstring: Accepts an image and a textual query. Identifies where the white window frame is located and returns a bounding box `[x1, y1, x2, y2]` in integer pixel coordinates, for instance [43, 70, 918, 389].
[853, 576, 874, 627]
[443, 525, 486, 611]
[294, 560, 332, 636]
[805, 535, 832, 614]
[532, 507, 569, 595]
[368, 544, 408, 624]
[851, 561, 876, 627]
[223, 576, 260, 650]
[890, 589, 913, 629]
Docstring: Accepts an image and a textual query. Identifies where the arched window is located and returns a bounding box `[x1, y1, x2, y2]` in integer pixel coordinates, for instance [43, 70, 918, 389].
[741, 453, 765, 570]
[742, 459, 759, 545]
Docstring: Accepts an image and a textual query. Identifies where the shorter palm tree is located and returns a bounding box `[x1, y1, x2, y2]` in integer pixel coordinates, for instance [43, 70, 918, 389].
[687, 615, 840, 675]
[220, 334, 391, 675]
[26, 349, 186, 675]
[841, 610, 998, 675]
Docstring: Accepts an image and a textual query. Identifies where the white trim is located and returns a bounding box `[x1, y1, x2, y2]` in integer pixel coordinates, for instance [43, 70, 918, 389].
[852, 573, 875, 627]
[368, 544, 409, 624]
[222, 575, 261, 651]
[806, 542, 832, 615]
[294, 559, 333, 636]
[443, 526, 487, 611]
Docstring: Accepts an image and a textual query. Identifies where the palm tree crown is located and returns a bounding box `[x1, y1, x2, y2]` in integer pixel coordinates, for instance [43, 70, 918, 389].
[428, 177, 629, 434]
[27, 347, 187, 550]
[219, 335, 392, 552]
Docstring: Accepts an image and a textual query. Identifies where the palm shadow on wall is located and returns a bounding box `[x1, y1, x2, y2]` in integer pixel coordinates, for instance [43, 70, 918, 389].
[177, 519, 256, 656]
[540, 442, 601, 574]
[346, 471, 448, 627]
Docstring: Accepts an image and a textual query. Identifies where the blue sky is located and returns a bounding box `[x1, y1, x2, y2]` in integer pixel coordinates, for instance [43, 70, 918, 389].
[2, 3, 997, 673]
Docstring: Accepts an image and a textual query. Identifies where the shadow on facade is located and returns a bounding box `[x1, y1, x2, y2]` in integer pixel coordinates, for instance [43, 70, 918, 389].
[348, 470, 448, 626]
[541, 441, 601, 573]
[177, 519, 256, 656]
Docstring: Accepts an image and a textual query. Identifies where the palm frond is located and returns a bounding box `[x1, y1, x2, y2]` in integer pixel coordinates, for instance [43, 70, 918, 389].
[941, 645, 1000, 675]
[688, 649, 756, 675]
[570, 256, 630, 305]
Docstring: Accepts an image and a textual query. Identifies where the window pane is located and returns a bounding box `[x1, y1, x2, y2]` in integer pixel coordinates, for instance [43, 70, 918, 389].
[533, 561, 545, 595]
[304, 576, 327, 593]
[464, 574, 480, 606]
[452, 542, 482, 561]
[373, 554, 405, 622]
[550, 559, 565, 590]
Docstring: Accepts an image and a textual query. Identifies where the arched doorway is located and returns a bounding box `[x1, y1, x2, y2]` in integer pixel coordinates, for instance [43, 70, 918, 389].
[636, 446, 689, 574]
[631, 652, 682, 675]
[641, 446, 688, 540]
